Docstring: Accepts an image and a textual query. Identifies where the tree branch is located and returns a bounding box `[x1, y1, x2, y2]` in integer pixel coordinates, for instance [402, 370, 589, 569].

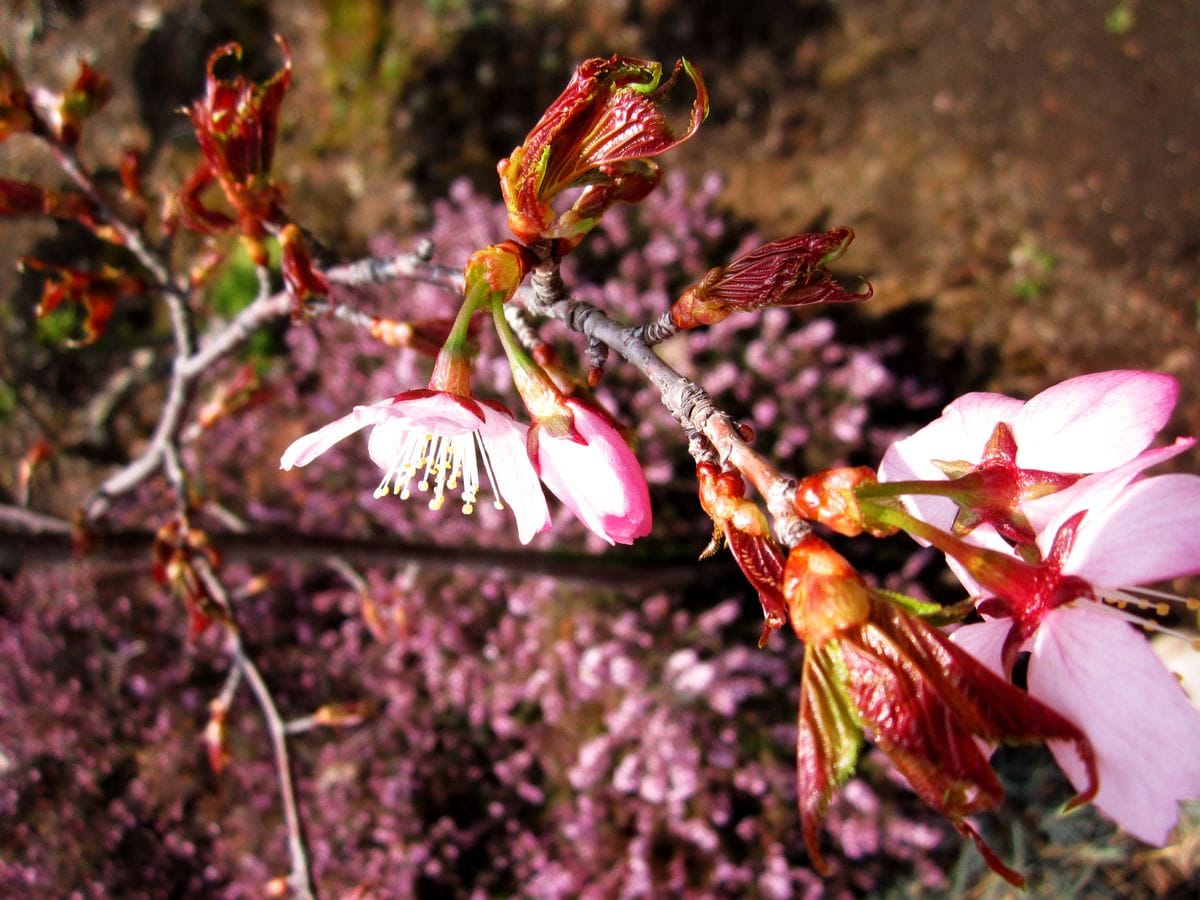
[526, 262, 810, 547]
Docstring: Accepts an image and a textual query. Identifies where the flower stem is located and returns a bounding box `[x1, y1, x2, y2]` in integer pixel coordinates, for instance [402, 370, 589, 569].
[855, 478, 965, 500]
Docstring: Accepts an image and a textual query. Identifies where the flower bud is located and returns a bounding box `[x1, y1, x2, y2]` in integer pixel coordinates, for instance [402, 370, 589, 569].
[669, 230, 869, 329]
[793, 465, 895, 537]
[782, 534, 870, 645]
[279, 224, 330, 313]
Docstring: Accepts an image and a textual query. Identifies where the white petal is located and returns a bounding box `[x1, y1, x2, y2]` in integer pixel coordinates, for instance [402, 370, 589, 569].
[1024, 438, 1196, 535]
[477, 406, 550, 544]
[1061, 473, 1200, 587]
[879, 392, 1024, 535]
[949, 619, 1012, 677]
[280, 399, 395, 470]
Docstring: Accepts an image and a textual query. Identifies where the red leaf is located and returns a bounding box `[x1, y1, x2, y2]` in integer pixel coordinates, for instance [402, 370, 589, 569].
[499, 55, 707, 245]
[724, 526, 788, 630]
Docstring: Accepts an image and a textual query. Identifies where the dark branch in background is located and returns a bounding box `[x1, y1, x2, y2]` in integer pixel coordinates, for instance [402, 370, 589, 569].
[0, 509, 703, 588]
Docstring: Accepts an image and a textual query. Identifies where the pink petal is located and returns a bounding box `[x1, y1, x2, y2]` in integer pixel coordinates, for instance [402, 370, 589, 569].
[949, 619, 1012, 677]
[1061, 473, 1200, 587]
[536, 401, 652, 545]
[1014, 371, 1178, 473]
[384, 390, 486, 432]
[879, 392, 1024, 533]
[476, 405, 551, 545]
[1024, 437, 1196, 535]
[1029, 606, 1200, 845]
[363, 395, 487, 471]
[280, 398, 396, 470]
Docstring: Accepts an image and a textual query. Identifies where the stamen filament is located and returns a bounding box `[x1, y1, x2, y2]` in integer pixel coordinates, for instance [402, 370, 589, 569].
[369, 422, 503, 517]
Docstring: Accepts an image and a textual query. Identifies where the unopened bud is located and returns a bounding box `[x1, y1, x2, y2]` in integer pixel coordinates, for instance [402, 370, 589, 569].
[782, 534, 870, 644]
[793, 466, 894, 537]
[669, 230, 869, 330]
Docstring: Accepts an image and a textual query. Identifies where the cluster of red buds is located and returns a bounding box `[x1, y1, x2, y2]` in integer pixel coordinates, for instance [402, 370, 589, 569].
[177, 37, 328, 310]
[151, 517, 228, 642]
[22, 258, 147, 346]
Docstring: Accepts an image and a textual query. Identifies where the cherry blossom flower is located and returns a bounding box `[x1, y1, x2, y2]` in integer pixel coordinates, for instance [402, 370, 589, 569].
[863, 464, 1200, 847]
[878, 370, 1193, 541]
[280, 389, 551, 544]
[533, 397, 652, 545]
[866, 371, 1200, 845]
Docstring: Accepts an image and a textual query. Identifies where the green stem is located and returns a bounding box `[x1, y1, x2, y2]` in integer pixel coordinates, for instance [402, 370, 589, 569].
[447, 277, 489, 349]
[490, 295, 538, 373]
[429, 279, 488, 395]
[855, 478, 967, 501]
[858, 498, 1035, 597]
[491, 297, 574, 430]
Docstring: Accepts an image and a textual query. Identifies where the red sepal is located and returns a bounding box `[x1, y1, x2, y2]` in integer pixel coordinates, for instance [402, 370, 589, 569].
[784, 536, 1097, 886]
[696, 462, 788, 637]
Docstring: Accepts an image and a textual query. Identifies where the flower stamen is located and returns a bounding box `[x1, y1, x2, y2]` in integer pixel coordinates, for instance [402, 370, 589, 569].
[371, 426, 501, 516]
[475, 431, 505, 511]
[1090, 588, 1199, 647]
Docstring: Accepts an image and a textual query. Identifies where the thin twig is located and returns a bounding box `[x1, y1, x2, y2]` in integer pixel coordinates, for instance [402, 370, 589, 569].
[46, 141, 175, 288]
[0, 503, 73, 535]
[326, 254, 463, 292]
[192, 557, 316, 900]
[232, 634, 317, 899]
[83, 249, 459, 519]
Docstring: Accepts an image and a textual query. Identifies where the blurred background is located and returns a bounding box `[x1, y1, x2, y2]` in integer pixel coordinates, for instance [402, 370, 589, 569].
[2, 1, 1198, 896]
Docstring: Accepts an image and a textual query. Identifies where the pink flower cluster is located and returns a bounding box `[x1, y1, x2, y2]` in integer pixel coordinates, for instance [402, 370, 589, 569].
[879, 371, 1200, 845]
